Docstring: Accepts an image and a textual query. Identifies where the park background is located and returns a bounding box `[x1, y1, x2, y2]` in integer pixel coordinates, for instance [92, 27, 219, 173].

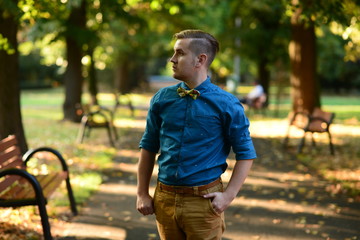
[0, 0, 359, 239]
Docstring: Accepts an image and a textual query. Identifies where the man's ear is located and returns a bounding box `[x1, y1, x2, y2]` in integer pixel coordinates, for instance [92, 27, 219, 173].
[196, 54, 207, 67]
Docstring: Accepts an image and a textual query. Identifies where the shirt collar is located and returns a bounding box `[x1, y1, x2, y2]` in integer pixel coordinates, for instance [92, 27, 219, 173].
[180, 76, 211, 92]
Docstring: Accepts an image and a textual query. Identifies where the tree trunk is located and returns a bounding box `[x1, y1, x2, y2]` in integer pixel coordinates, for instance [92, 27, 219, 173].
[114, 54, 147, 95]
[289, 3, 320, 113]
[0, 3, 28, 154]
[62, 0, 86, 122]
[87, 47, 98, 105]
[114, 58, 131, 95]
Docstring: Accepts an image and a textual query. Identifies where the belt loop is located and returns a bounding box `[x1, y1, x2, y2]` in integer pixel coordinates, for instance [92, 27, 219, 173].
[193, 186, 199, 196]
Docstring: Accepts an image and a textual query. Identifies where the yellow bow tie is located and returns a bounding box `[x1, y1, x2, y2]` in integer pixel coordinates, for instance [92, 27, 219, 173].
[177, 87, 200, 100]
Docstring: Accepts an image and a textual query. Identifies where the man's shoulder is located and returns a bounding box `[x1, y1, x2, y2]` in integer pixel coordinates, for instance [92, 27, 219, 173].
[208, 84, 239, 102]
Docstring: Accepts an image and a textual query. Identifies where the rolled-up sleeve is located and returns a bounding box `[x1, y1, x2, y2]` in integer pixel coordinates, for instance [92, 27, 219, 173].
[139, 96, 161, 153]
[224, 100, 257, 160]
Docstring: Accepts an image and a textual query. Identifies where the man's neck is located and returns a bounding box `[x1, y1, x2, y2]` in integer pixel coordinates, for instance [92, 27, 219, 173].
[184, 72, 208, 89]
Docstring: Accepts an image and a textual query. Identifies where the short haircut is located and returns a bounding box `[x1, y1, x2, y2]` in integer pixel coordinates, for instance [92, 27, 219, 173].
[174, 29, 219, 67]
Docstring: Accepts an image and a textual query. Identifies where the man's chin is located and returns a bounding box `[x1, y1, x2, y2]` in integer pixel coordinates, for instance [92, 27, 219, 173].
[172, 73, 181, 81]
[172, 73, 187, 82]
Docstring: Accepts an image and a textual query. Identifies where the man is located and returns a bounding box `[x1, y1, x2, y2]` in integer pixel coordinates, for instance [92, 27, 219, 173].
[137, 29, 256, 240]
[239, 81, 266, 109]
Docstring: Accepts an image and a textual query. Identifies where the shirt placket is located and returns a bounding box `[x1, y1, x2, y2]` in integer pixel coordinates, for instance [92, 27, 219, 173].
[176, 97, 193, 182]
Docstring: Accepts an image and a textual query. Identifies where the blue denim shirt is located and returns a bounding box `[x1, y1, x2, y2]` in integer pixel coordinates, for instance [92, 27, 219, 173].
[140, 77, 257, 186]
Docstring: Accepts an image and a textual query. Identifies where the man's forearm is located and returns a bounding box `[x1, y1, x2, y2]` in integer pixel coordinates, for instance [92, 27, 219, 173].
[137, 148, 156, 196]
[224, 159, 253, 199]
[203, 159, 253, 213]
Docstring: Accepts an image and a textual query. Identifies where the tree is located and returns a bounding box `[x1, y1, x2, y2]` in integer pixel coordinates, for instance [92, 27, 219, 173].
[62, 0, 86, 122]
[287, 0, 353, 113]
[0, 0, 28, 153]
[288, 0, 319, 113]
[108, 10, 150, 95]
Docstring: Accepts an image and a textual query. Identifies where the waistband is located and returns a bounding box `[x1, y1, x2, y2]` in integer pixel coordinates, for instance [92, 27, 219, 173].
[158, 178, 222, 196]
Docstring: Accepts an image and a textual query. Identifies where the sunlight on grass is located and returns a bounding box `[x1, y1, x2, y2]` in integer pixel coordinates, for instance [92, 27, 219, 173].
[21, 88, 64, 106]
[114, 118, 146, 129]
[46, 172, 103, 208]
[22, 108, 63, 120]
[23, 118, 78, 148]
[70, 172, 103, 204]
[82, 92, 151, 107]
[70, 144, 115, 170]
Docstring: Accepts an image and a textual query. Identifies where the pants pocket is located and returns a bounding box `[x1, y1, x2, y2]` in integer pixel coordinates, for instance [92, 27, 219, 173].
[206, 198, 221, 216]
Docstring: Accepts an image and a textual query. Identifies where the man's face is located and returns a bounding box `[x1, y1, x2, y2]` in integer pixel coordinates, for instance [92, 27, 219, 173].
[170, 39, 197, 81]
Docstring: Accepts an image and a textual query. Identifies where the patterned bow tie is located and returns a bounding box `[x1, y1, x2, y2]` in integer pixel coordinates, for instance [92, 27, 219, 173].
[177, 87, 200, 100]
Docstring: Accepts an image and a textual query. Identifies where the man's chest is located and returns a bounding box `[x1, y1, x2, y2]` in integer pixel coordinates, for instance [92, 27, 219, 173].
[159, 98, 223, 137]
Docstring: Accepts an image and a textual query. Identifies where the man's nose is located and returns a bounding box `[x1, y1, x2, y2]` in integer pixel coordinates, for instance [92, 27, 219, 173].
[169, 55, 176, 63]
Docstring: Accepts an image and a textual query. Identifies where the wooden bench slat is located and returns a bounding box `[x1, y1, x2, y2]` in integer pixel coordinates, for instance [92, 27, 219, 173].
[0, 136, 17, 152]
[22, 173, 65, 199]
[0, 179, 31, 200]
[0, 157, 24, 169]
[0, 172, 68, 200]
[308, 121, 327, 132]
[0, 175, 21, 192]
[0, 147, 23, 167]
[39, 172, 68, 197]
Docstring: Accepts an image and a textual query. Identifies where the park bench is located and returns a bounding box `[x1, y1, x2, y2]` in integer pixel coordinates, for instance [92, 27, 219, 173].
[0, 135, 78, 240]
[113, 93, 135, 118]
[76, 105, 118, 147]
[283, 107, 335, 155]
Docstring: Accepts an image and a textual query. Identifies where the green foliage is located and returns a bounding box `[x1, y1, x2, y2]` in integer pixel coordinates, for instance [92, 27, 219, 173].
[0, 0, 22, 18]
[0, 34, 16, 54]
[285, 0, 351, 26]
[3, 0, 360, 92]
[232, 0, 290, 79]
[317, 33, 360, 91]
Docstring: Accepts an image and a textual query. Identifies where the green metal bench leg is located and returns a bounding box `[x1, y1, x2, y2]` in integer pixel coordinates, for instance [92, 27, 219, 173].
[37, 198, 53, 240]
[65, 177, 78, 215]
[328, 132, 335, 155]
[106, 125, 115, 147]
[112, 125, 119, 140]
[311, 133, 316, 147]
[297, 134, 306, 154]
